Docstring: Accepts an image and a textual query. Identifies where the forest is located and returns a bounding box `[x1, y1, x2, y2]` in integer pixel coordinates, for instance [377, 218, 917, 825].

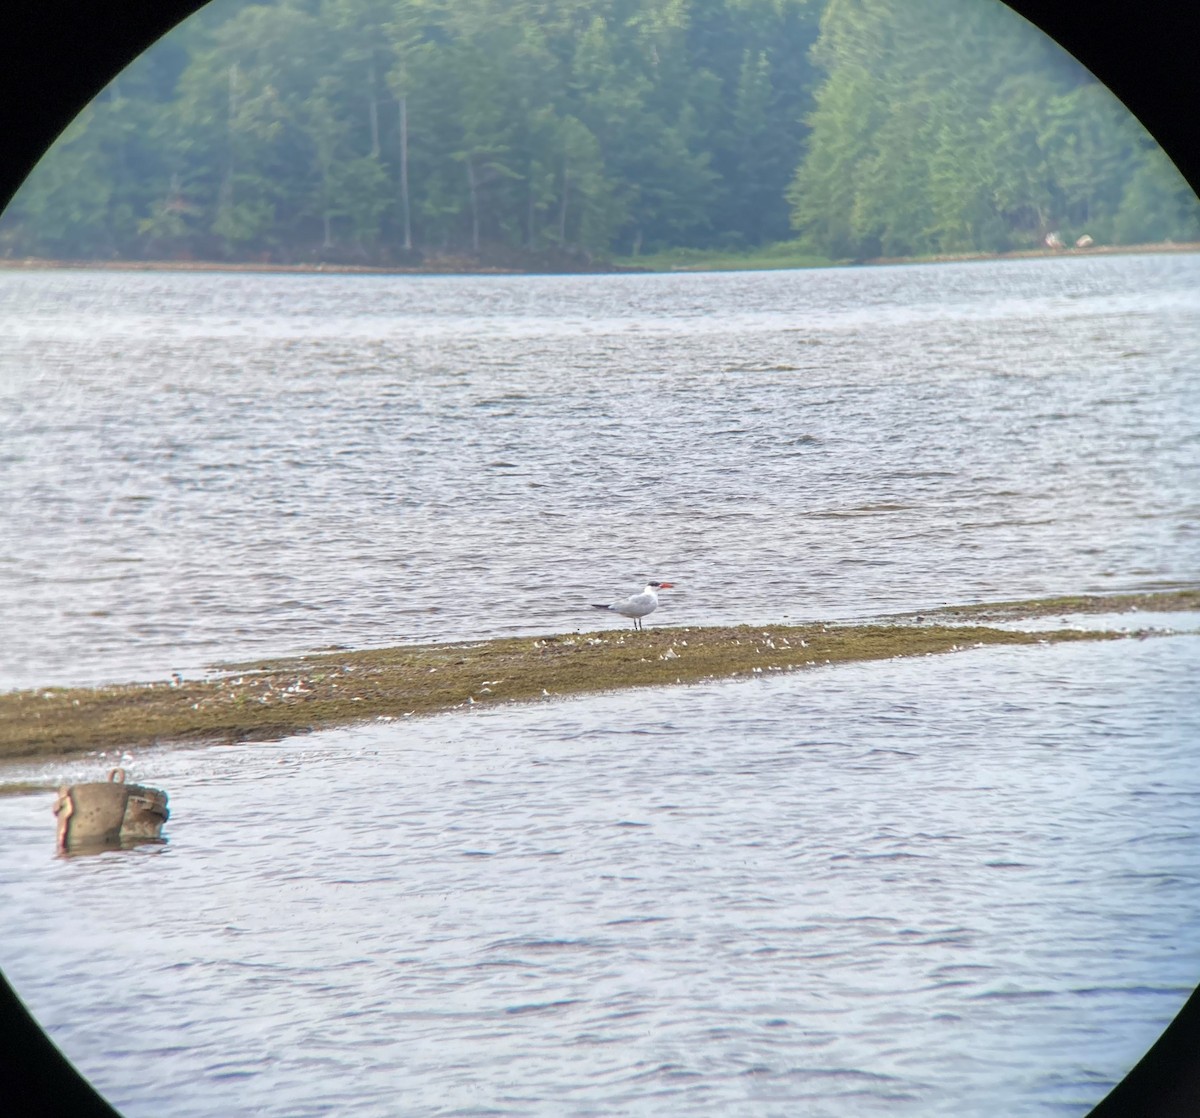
[1, 0, 1197, 266]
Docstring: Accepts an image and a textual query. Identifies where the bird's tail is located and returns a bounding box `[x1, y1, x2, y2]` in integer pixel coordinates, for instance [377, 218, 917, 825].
[590, 604, 612, 611]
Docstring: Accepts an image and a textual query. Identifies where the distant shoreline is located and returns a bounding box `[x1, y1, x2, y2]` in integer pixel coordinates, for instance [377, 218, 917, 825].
[1, 241, 1196, 278]
[855, 241, 1200, 268]
[0, 255, 648, 278]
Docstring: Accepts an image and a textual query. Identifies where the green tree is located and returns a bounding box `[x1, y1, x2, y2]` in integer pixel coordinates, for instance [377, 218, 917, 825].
[7, 0, 1188, 266]
[788, 0, 1196, 258]
[1113, 147, 1200, 244]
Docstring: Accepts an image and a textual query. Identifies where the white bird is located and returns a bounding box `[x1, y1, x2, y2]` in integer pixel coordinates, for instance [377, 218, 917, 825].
[590, 581, 674, 630]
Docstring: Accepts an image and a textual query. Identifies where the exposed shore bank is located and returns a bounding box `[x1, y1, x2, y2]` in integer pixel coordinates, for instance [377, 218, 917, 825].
[1, 241, 1195, 278]
[0, 253, 649, 277]
[1, 590, 1195, 762]
[617, 241, 1200, 273]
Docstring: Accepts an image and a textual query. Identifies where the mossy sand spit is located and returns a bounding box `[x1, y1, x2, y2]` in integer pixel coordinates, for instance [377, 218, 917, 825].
[1, 590, 1196, 762]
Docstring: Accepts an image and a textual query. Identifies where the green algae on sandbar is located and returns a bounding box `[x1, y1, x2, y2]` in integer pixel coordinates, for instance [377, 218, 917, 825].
[2, 588, 1194, 761]
[912, 587, 1200, 623]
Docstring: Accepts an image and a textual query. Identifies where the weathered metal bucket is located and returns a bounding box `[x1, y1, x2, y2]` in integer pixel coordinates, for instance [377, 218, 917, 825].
[121, 780, 171, 841]
[53, 768, 170, 853]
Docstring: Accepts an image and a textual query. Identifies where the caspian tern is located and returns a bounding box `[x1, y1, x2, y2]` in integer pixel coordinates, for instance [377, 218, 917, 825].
[591, 581, 674, 630]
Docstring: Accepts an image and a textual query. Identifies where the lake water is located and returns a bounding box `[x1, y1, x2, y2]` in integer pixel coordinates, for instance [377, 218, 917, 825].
[1, 255, 1198, 689]
[2, 636, 1199, 1116]
[1, 255, 1199, 1115]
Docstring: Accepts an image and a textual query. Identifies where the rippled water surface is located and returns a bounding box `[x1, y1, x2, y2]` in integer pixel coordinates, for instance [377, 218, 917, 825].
[2, 636, 1199, 1116]
[1, 254, 1198, 689]
[1, 256, 1199, 1115]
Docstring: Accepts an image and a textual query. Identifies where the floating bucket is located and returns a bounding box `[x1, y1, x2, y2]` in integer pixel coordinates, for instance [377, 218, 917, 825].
[121, 781, 170, 841]
[53, 768, 170, 853]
